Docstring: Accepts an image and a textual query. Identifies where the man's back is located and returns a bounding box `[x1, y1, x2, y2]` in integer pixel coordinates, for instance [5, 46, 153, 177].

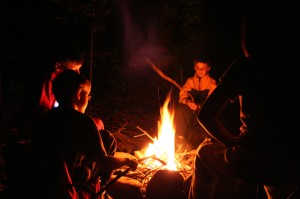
[33, 106, 105, 164]
[31, 106, 105, 197]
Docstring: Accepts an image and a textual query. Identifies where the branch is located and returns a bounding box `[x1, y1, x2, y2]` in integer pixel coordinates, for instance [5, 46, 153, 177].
[146, 58, 182, 90]
[146, 58, 194, 103]
[136, 126, 156, 143]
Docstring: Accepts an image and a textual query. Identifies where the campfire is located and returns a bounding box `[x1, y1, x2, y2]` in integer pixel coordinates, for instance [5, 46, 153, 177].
[106, 60, 198, 198]
[142, 93, 177, 170]
[120, 93, 196, 198]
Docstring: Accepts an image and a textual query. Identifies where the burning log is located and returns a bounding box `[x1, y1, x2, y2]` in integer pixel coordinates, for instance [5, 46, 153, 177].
[146, 169, 185, 199]
[108, 87, 197, 198]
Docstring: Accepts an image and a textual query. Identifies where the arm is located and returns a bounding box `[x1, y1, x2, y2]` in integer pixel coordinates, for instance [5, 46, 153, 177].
[198, 63, 241, 146]
[86, 119, 138, 171]
[179, 77, 196, 105]
[208, 78, 218, 96]
[96, 155, 138, 172]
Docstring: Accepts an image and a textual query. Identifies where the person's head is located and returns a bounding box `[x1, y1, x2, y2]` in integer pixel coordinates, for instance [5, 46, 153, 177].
[52, 69, 91, 113]
[55, 58, 83, 74]
[53, 45, 84, 74]
[193, 58, 211, 78]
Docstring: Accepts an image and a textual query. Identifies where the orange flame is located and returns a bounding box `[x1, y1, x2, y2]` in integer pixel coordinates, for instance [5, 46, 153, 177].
[144, 93, 177, 170]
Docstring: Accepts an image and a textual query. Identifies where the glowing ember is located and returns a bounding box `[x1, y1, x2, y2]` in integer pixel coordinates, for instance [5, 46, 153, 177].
[143, 93, 178, 170]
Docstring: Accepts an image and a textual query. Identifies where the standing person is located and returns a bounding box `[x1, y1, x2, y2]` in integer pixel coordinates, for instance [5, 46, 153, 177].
[19, 46, 86, 139]
[37, 47, 116, 184]
[31, 69, 138, 199]
[188, 2, 300, 199]
[174, 58, 217, 149]
[38, 49, 84, 112]
[22, 46, 107, 138]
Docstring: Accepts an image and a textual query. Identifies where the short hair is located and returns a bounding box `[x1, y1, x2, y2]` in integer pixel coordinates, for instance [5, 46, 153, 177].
[52, 69, 88, 105]
[51, 45, 84, 67]
[193, 57, 211, 67]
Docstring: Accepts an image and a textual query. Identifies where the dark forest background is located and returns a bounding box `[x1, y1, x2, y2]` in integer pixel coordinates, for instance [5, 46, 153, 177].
[1, 0, 299, 142]
[1, 0, 300, 197]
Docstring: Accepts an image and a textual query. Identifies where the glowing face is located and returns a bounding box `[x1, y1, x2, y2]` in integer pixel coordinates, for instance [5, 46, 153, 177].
[194, 62, 210, 78]
[77, 80, 91, 113]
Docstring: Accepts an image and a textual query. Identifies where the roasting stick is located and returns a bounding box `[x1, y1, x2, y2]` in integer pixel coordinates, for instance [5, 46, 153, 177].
[94, 167, 133, 197]
[135, 126, 156, 143]
[146, 58, 194, 102]
[146, 58, 182, 90]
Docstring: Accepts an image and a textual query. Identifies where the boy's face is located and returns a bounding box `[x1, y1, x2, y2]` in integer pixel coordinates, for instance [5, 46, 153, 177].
[77, 81, 91, 113]
[194, 62, 210, 78]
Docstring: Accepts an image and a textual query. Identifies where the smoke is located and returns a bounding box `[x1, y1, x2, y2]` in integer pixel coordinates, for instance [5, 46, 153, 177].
[119, 0, 175, 69]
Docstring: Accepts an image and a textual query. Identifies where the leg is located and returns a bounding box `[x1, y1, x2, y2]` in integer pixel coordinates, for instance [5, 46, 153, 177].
[174, 103, 194, 138]
[189, 142, 236, 199]
[174, 104, 209, 149]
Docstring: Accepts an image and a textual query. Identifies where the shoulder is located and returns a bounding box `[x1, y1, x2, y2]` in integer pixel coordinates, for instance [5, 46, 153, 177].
[46, 107, 94, 125]
[185, 75, 198, 84]
[70, 109, 96, 127]
[185, 76, 195, 82]
[201, 75, 215, 84]
[208, 76, 217, 85]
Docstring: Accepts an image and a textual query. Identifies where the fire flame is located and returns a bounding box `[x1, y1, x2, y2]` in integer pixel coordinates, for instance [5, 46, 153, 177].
[144, 93, 177, 170]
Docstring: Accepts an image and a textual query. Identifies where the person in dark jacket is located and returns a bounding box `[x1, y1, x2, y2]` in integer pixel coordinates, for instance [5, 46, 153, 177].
[31, 69, 138, 199]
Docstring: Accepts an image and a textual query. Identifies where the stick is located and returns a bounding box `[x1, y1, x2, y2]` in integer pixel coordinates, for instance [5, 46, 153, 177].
[94, 167, 133, 197]
[146, 58, 182, 90]
[136, 126, 156, 143]
[146, 58, 194, 102]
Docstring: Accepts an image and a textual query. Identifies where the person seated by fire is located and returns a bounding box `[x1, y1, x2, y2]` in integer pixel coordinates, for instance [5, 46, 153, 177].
[31, 69, 138, 198]
[37, 46, 117, 184]
[174, 57, 217, 149]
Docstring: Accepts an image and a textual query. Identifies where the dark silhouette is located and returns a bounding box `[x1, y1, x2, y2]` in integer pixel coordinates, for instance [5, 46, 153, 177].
[189, 1, 300, 198]
[31, 70, 138, 198]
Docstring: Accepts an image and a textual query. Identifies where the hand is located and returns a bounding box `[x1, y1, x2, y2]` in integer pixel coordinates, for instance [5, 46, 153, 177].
[125, 157, 139, 170]
[187, 102, 199, 110]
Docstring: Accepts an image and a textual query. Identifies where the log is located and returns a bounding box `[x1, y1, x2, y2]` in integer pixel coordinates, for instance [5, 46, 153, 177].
[146, 169, 185, 199]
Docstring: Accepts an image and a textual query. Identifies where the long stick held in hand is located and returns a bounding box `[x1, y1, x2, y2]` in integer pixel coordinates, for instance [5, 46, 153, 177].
[146, 58, 194, 102]
[146, 58, 182, 90]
